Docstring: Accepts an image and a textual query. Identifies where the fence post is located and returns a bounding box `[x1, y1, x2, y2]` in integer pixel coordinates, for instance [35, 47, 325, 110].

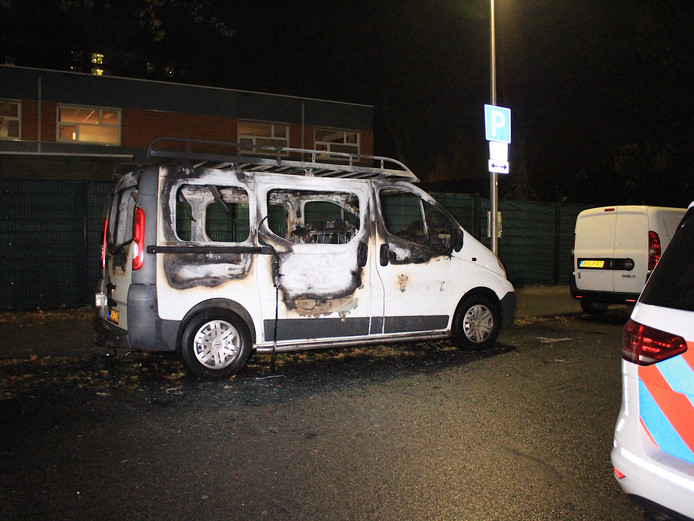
[81, 180, 90, 304]
[554, 201, 561, 285]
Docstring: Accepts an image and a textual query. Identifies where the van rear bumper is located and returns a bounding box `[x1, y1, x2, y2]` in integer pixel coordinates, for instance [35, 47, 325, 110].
[94, 314, 179, 353]
[570, 288, 640, 305]
[94, 285, 179, 352]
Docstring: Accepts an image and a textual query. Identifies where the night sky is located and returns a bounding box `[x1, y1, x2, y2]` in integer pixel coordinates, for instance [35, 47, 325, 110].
[2, 0, 694, 206]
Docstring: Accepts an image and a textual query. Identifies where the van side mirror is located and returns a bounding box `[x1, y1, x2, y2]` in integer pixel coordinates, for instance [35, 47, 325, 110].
[379, 243, 389, 266]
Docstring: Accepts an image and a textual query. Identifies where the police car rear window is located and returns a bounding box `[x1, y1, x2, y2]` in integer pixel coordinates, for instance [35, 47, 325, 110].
[640, 209, 694, 312]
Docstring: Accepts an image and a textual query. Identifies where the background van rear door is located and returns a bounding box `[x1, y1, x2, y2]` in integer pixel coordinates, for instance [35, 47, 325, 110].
[613, 208, 647, 294]
[575, 208, 617, 293]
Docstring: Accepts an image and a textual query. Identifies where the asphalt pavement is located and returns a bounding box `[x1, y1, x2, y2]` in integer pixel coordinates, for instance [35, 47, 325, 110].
[0, 285, 644, 521]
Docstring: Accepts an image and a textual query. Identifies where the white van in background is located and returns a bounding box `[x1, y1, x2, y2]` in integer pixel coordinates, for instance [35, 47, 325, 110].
[571, 205, 685, 315]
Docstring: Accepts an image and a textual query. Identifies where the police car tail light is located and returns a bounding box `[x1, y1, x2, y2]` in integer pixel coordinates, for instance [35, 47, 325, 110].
[622, 319, 687, 365]
[648, 231, 661, 271]
[132, 207, 145, 271]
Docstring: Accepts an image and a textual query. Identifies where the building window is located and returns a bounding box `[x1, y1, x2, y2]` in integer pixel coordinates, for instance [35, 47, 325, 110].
[57, 105, 121, 145]
[90, 53, 104, 75]
[238, 121, 289, 155]
[0, 100, 21, 140]
[315, 128, 360, 157]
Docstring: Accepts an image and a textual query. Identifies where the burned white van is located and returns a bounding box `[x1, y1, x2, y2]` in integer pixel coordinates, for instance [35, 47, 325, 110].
[95, 139, 516, 379]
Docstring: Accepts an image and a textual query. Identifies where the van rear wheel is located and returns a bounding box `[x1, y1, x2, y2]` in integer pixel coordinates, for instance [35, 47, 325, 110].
[452, 294, 501, 350]
[180, 310, 251, 379]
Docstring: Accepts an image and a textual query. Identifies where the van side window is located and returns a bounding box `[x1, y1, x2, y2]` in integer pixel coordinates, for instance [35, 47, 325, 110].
[175, 185, 250, 243]
[380, 188, 454, 251]
[380, 190, 425, 243]
[267, 189, 360, 244]
[423, 201, 454, 252]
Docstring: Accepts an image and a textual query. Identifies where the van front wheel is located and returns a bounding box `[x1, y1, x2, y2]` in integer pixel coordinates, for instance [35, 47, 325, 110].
[452, 295, 501, 350]
[180, 310, 251, 379]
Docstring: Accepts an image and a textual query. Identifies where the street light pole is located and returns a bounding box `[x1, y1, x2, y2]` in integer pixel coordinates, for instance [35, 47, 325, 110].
[489, 0, 499, 255]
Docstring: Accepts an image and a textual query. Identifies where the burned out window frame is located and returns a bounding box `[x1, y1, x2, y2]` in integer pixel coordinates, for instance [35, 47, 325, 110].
[266, 188, 362, 246]
[174, 183, 251, 244]
[379, 188, 426, 244]
[379, 187, 456, 253]
[107, 186, 137, 247]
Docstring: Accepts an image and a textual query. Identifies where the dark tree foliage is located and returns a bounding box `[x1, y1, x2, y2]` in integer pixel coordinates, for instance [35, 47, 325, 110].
[2, 0, 693, 206]
[0, 0, 232, 80]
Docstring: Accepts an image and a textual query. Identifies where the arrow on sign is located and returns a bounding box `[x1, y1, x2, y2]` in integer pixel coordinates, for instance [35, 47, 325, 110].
[488, 160, 510, 174]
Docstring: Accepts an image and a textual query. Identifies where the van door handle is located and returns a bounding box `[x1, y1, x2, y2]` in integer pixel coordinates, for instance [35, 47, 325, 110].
[379, 244, 389, 266]
[357, 241, 368, 267]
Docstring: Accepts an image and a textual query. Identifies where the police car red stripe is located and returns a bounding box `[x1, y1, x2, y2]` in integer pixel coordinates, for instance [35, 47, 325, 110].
[639, 342, 694, 464]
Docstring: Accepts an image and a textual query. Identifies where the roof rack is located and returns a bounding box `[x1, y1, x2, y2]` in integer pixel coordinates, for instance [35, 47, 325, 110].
[147, 137, 419, 182]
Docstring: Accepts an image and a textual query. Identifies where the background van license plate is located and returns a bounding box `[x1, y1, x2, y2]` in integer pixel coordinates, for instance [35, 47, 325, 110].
[580, 260, 605, 268]
[108, 309, 119, 324]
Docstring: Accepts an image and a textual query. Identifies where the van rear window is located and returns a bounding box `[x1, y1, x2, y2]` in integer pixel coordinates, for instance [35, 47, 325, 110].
[640, 209, 694, 312]
[107, 186, 137, 247]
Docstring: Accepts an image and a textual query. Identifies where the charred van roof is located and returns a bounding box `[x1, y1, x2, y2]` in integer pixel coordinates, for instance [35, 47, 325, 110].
[143, 137, 419, 182]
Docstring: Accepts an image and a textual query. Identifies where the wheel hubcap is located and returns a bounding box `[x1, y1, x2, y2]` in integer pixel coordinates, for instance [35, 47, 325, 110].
[463, 304, 493, 343]
[193, 320, 240, 369]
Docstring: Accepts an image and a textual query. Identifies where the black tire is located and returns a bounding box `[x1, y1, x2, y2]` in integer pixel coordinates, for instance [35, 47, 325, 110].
[180, 309, 251, 379]
[580, 299, 608, 316]
[452, 294, 501, 350]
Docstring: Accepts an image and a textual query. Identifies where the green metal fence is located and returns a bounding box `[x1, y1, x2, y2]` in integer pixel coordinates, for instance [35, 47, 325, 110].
[433, 194, 589, 287]
[0, 179, 112, 310]
[0, 178, 590, 311]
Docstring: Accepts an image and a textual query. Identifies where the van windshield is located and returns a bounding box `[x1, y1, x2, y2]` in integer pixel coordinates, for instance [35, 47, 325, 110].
[640, 209, 694, 312]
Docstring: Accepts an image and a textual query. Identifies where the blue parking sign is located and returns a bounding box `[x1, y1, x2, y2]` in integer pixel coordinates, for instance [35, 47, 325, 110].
[484, 104, 511, 144]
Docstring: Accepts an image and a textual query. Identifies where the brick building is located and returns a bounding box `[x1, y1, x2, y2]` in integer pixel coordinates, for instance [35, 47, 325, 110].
[0, 65, 374, 180]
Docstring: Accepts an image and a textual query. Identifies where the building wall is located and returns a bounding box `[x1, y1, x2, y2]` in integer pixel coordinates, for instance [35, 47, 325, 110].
[0, 65, 374, 180]
[121, 109, 237, 148]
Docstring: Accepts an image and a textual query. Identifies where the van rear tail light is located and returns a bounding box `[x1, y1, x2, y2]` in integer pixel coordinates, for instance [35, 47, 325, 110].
[648, 230, 661, 271]
[132, 207, 145, 271]
[100, 218, 108, 270]
[622, 319, 687, 365]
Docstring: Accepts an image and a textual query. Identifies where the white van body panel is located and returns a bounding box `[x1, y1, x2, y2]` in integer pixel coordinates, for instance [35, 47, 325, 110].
[572, 205, 685, 308]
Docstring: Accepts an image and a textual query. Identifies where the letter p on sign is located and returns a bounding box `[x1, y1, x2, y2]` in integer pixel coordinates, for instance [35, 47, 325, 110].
[484, 104, 511, 144]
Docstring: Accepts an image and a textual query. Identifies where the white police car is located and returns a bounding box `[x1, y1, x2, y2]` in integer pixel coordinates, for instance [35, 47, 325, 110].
[611, 202, 694, 520]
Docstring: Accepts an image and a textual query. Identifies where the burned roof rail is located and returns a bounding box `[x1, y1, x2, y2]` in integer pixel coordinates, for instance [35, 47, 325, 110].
[111, 162, 142, 179]
[146, 137, 419, 182]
